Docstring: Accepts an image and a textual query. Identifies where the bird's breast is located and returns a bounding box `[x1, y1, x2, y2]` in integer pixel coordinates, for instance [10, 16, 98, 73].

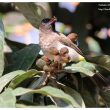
[40, 37, 57, 49]
[39, 33, 59, 60]
[39, 33, 58, 49]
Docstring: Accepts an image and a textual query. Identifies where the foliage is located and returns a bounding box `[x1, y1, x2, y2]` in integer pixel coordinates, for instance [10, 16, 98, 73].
[0, 19, 5, 76]
[14, 3, 47, 28]
[0, 3, 110, 108]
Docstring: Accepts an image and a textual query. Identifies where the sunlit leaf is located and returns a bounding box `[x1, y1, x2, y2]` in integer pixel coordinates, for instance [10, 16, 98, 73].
[9, 69, 42, 89]
[0, 88, 16, 107]
[16, 103, 57, 108]
[0, 70, 25, 92]
[65, 61, 96, 76]
[0, 20, 5, 76]
[13, 86, 81, 107]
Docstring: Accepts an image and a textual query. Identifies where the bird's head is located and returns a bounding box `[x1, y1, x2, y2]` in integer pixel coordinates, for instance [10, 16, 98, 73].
[39, 16, 57, 32]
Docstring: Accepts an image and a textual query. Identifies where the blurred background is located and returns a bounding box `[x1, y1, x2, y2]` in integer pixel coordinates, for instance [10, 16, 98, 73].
[0, 2, 110, 55]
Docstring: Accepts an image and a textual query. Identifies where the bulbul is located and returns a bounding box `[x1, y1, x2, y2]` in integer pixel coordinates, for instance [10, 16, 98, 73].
[38, 17, 110, 88]
[39, 16, 85, 62]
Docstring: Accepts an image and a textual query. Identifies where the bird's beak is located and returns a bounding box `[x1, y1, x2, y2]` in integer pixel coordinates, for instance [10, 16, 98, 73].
[47, 16, 57, 25]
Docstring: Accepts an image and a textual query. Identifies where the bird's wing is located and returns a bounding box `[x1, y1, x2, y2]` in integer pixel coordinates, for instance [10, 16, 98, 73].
[58, 33, 84, 56]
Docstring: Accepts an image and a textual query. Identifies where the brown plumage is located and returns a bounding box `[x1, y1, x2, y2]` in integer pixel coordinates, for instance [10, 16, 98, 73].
[38, 17, 110, 86]
[39, 17, 84, 62]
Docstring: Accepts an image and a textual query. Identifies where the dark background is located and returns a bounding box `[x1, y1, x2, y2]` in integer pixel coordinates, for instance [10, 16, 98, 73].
[0, 2, 110, 55]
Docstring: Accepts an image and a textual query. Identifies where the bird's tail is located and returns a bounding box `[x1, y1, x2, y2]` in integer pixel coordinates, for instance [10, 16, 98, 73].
[85, 55, 110, 90]
[93, 72, 110, 90]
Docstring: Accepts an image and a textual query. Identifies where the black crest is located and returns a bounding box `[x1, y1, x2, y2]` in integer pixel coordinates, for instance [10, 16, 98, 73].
[41, 18, 51, 23]
[41, 18, 56, 32]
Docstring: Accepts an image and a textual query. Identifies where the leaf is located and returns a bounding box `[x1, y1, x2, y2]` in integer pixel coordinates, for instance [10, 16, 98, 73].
[86, 55, 110, 72]
[100, 89, 110, 107]
[65, 61, 96, 76]
[0, 88, 16, 107]
[9, 69, 42, 89]
[81, 88, 97, 107]
[0, 70, 25, 92]
[19, 73, 48, 103]
[0, 20, 5, 76]
[86, 37, 102, 54]
[81, 77, 99, 107]
[13, 86, 81, 107]
[16, 103, 57, 108]
[4, 44, 40, 73]
[14, 3, 47, 28]
[5, 38, 26, 52]
[62, 86, 85, 108]
[28, 73, 48, 89]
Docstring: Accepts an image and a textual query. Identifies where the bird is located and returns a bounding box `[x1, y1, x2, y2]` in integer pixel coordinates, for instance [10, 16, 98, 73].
[38, 16, 110, 89]
[39, 16, 85, 63]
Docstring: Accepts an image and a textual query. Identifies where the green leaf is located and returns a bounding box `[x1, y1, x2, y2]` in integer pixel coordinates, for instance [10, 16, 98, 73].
[81, 78, 99, 107]
[15, 3, 47, 28]
[5, 38, 26, 52]
[81, 88, 97, 107]
[0, 70, 25, 92]
[28, 73, 48, 89]
[100, 89, 110, 107]
[13, 86, 81, 107]
[0, 20, 5, 76]
[62, 86, 85, 108]
[86, 37, 102, 54]
[0, 88, 16, 107]
[86, 55, 110, 72]
[19, 73, 48, 103]
[16, 103, 57, 108]
[9, 69, 42, 89]
[65, 61, 96, 76]
[4, 44, 40, 73]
